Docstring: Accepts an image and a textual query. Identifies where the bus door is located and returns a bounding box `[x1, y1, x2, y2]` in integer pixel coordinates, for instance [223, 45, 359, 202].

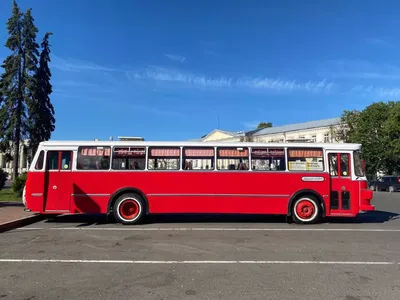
[327, 152, 352, 214]
[44, 150, 73, 212]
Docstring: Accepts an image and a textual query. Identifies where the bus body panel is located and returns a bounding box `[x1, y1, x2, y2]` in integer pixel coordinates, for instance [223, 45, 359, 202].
[26, 170, 333, 215]
[23, 141, 375, 220]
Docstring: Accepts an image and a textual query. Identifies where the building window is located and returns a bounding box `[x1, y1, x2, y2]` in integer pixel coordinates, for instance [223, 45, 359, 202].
[324, 133, 330, 143]
[287, 148, 324, 171]
[251, 148, 286, 171]
[311, 135, 316, 142]
[112, 147, 146, 170]
[147, 147, 180, 170]
[182, 147, 214, 170]
[77, 146, 111, 170]
[217, 147, 249, 170]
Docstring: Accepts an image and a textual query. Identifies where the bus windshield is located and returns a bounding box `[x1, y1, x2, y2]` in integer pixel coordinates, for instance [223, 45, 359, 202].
[353, 151, 364, 177]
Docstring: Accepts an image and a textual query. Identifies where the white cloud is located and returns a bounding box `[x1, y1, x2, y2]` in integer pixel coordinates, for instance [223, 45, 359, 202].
[319, 60, 400, 80]
[132, 67, 232, 88]
[51, 55, 119, 72]
[165, 54, 186, 63]
[131, 67, 332, 93]
[52, 56, 333, 93]
[239, 78, 332, 93]
[351, 85, 400, 98]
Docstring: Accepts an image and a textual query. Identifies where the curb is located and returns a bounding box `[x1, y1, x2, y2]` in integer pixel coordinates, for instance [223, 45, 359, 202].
[0, 214, 45, 233]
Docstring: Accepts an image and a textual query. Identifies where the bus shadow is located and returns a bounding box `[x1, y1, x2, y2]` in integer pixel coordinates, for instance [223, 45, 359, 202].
[41, 210, 399, 226]
[43, 214, 109, 226]
[326, 210, 399, 224]
[146, 214, 287, 224]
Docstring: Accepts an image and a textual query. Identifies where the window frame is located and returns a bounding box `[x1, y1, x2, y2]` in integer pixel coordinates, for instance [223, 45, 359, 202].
[287, 147, 325, 172]
[34, 150, 45, 170]
[76, 146, 111, 171]
[181, 146, 215, 171]
[111, 146, 146, 171]
[216, 146, 250, 171]
[147, 146, 181, 171]
[250, 147, 287, 172]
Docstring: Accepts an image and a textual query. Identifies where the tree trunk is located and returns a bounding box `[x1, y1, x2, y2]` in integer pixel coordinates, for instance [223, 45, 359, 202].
[12, 99, 22, 180]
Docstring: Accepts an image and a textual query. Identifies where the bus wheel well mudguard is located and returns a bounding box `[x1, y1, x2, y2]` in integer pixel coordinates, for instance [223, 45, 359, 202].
[287, 189, 325, 217]
[108, 187, 149, 215]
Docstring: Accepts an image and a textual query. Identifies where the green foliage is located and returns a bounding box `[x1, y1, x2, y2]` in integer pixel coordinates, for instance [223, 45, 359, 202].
[28, 32, 55, 155]
[341, 101, 400, 175]
[0, 169, 8, 191]
[0, 1, 54, 178]
[12, 172, 27, 197]
[257, 122, 273, 129]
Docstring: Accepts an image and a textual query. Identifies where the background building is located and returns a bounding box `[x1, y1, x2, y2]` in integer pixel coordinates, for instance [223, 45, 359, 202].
[193, 117, 344, 143]
[0, 140, 30, 177]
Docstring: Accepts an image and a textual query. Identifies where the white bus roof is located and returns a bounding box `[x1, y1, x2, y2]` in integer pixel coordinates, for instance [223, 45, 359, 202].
[39, 140, 362, 150]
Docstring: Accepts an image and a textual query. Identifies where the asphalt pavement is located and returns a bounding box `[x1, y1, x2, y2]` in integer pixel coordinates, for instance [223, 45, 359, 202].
[0, 192, 399, 300]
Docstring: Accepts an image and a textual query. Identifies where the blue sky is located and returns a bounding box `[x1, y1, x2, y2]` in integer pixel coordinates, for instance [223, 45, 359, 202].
[1, 0, 400, 141]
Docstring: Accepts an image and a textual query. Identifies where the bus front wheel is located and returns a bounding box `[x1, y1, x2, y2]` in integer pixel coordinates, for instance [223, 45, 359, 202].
[113, 193, 145, 225]
[291, 196, 321, 224]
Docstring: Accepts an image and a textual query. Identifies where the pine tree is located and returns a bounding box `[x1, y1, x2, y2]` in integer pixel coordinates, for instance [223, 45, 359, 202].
[0, 1, 40, 179]
[0, 0, 24, 179]
[28, 32, 55, 156]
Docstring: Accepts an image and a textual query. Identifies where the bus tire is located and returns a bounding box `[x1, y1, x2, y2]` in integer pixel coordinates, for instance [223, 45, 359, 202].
[291, 195, 321, 224]
[113, 193, 145, 225]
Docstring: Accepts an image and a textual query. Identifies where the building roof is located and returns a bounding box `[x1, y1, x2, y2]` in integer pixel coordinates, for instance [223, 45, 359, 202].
[198, 129, 245, 141]
[252, 117, 341, 136]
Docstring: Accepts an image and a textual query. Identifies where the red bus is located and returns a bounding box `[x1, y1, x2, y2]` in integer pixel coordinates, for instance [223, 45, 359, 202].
[23, 141, 374, 225]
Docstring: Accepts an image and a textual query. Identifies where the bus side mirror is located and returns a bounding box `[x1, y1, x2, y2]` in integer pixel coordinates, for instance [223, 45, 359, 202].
[362, 160, 366, 173]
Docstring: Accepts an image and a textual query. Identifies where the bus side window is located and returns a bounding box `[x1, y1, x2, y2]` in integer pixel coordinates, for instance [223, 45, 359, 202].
[46, 151, 59, 170]
[217, 147, 249, 171]
[61, 151, 72, 170]
[35, 151, 45, 170]
[329, 154, 338, 176]
[340, 154, 350, 176]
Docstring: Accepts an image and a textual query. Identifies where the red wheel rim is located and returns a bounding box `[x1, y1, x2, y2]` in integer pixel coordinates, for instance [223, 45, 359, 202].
[295, 200, 315, 220]
[119, 199, 139, 220]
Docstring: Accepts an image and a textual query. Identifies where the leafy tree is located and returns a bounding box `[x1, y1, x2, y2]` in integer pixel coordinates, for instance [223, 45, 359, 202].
[0, 169, 7, 191]
[340, 101, 399, 176]
[28, 32, 55, 157]
[12, 172, 27, 197]
[257, 122, 273, 129]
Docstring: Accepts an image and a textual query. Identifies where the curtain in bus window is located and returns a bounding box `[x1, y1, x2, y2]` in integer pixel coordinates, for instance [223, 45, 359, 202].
[218, 148, 249, 157]
[184, 148, 214, 157]
[150, 148, 180, 157]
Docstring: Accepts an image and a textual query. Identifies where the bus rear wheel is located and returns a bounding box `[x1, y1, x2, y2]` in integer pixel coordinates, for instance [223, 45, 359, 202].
[291, 196, 321, 224]
[113, 193, 145, 225]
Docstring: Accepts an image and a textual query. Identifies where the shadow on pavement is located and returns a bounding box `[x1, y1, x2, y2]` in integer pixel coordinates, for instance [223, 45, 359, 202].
[41, 210, 399, 226]
[326, 210, 399, 224]
[0, 202, 24, 208]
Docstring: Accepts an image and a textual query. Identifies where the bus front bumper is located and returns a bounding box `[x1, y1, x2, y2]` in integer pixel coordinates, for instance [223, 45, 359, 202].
[360, 189, 375, 211]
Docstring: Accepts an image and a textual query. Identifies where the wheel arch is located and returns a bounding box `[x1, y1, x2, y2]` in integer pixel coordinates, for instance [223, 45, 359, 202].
[287, 189, 326, 217]
[107, 187, 149, 215]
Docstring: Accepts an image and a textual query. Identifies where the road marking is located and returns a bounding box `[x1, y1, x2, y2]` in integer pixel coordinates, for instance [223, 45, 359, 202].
[18, 227, 400, 232]
[0, 259, 398, 265]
